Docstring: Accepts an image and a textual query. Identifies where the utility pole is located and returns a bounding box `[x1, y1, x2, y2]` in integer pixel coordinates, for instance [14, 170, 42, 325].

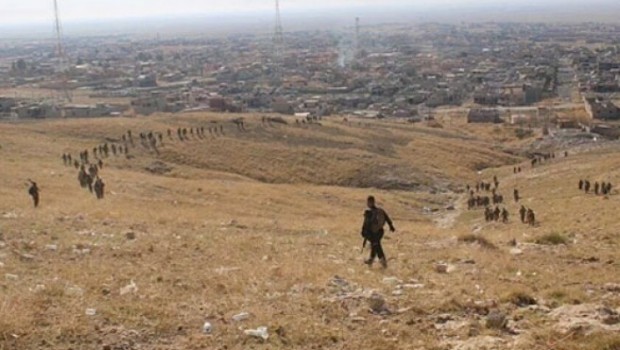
[53, 0, 72, 104]
[355, 17, 360, 59]
[273, 0, 284, 83]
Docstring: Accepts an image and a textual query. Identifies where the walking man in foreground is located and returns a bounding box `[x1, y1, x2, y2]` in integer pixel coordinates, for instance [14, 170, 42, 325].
[361, 196, 396, 269]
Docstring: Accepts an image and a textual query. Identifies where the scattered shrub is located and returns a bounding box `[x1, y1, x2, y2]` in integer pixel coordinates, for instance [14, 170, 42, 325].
[535, 233, 568, 245]
[458, 234, 497, 249]
[515, 128, 534, 139]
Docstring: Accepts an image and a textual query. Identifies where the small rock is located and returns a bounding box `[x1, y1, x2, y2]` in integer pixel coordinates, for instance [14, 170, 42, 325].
[510, 248, 523, 255]
[446, 205, 456, 211]
[244, 326, 269, 340]
[85, 308, 97, 316]
[275, 326, 286, 339]
[435, 263, 449, 273]
[18, 253, 36, 262]
[125, 231, 136, 240]
[45, 244, 58, 251]
[5, 273, 18, 281]
[31, 284, 46, 293]
[367, 292, 389, 314]
[202, 321, 213, 334]
[65, 285, 84, 297]
[435, 263, 456, 273]
[486, 311, 507, 329]
[72, 248, 91, 255]
[2, 212, 18, 219]
[382, 276, 401, 285]
[120, 280, 138, 296]
[232, 312, 251, 322]
[436, 314, 454, 324]
[604, 283, 620, 293]
[599, 307, 620, 325]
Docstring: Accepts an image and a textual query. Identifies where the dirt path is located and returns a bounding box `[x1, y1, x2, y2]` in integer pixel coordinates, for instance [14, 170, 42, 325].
[434, 193, 466, 229]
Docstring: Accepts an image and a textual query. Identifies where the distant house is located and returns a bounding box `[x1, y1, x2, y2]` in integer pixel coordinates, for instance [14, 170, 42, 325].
[592, 124, 620, 139]
[556, 117, 580, 129]
[272, 98, 294, 115]
[467, 109, 502, 124]
[584, 97, 620, 121]
[474, 92, 499, 106]
[131, 93, 166, 115]
[63, 104, 111, 118]
[12, 103, 61, 119]
[0, 97, 17, 116]
[209, 96, 241, 113]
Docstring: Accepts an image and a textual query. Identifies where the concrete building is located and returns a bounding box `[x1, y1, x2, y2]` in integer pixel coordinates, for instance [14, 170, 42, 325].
[467, 108, 502, 124]
[584, 97, 620, 121]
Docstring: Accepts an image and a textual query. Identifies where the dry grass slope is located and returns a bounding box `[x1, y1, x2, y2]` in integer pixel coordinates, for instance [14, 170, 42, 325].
[0, 113, 618, 350]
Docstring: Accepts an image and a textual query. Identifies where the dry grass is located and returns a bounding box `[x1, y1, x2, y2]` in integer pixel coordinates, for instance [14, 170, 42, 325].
[535, 232, 570, 245]
[0, 112, 619, 349]
[457, 233, 498, 249]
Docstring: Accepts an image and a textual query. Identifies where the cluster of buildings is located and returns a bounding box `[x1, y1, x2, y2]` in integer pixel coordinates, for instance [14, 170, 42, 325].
[0, 22, 619, 136]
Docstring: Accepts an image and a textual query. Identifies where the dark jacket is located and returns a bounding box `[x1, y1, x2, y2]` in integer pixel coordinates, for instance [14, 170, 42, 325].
[361, 206, 394, 240]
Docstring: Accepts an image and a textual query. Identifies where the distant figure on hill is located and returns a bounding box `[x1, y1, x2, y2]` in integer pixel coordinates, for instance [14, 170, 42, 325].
[513, 189, 520, 203]
[94, 177, 105, 199]
[493, 207, 501, 221]
[520, 205, 527, 223]
[594, 182, 600, 195]
[578, 180, 584, 191]
[527, 209, 536, 226]
[584, 181, 591, 194]
[501, 208, 509, 223]
[28, 180, 40, 208]
[361, 196, 395, 269]
[484, 207, 492, 222]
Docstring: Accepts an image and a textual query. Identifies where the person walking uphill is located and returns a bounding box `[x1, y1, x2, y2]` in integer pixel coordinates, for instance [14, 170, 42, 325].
[28, 180, 40, 208]
[361, 196, 396, 269]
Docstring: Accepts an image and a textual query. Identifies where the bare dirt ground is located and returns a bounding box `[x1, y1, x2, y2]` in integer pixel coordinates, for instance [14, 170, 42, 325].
[0, 113, 619, 350]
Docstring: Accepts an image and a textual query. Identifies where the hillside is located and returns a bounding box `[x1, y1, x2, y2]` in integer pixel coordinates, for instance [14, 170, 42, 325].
[0, 113, 619, 350]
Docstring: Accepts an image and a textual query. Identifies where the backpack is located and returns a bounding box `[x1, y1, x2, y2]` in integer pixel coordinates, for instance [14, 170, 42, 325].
[368, 208, 386, 235]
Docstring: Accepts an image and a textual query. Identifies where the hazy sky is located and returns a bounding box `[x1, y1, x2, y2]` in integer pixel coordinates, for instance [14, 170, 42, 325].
[0, 0, 601, 24]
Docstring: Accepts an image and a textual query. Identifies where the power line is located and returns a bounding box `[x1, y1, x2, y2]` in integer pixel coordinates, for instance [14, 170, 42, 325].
[53, 0, 72, 103]
[273, 0, 284, 83]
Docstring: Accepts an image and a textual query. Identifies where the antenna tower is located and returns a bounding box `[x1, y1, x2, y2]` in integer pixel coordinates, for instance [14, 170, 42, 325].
[53, 0, 72, 103]
[355, 17, 360, 58]
[273, 0, 284, 82]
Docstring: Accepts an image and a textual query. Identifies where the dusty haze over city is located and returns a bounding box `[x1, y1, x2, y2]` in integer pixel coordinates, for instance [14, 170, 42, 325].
[1, 0, 620, 37]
